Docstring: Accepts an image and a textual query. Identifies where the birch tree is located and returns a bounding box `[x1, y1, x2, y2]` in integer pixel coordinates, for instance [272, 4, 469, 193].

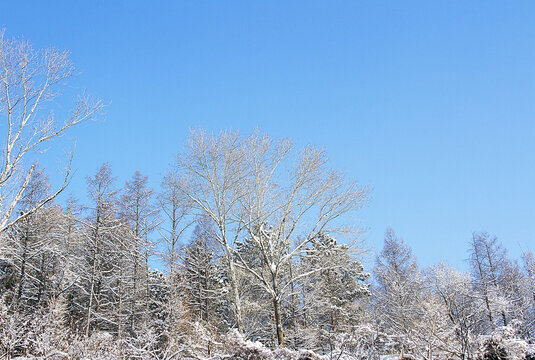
[170, 130, 368, 344]
[235, 132, 368, 346]
[0, 31, 102, 234]
[171, 129, 248, 332]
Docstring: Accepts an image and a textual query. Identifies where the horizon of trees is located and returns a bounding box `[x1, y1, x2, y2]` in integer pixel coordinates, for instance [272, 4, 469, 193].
[1, 142, 534, 360]
[1, 30, 534, 360]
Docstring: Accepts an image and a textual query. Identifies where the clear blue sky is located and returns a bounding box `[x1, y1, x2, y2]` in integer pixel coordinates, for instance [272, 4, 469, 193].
[3, 1, 535, 270]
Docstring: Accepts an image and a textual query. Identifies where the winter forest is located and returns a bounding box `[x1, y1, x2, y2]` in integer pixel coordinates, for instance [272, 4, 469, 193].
[1, 29, 535, 360]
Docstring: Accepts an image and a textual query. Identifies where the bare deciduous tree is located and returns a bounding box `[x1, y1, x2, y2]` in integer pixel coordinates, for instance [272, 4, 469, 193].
[0, 31, 102, 233]
[121, 171, 159, 333]
[374, 227, 423, 357]
[236, 132, 369, 346]
[158, 170, 191, 277]
[171, 129, 248, 332]
[469, 232, 517, 331]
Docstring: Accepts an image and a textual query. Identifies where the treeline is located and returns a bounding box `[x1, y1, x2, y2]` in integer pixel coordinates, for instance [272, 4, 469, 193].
[0, 129, 371, 359]
[1, 31, 535, 360]
[0, 135, 534, 360]
[372, 228, 535, 360]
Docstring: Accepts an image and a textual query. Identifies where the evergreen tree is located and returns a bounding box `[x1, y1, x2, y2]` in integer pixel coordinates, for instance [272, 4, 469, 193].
[182, 216, 224, 325]
[303, 233, 369, 333]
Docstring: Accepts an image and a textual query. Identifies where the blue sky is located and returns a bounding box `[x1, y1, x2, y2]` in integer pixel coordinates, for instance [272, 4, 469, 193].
[2, 1, 535, 270]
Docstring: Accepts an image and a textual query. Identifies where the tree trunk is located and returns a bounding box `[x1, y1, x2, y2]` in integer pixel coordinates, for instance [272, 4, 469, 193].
[271, 274, 285, 347]
[86, 220, 100, 337]
[227, 257, 243, 332]
[16, 237, 28, 303]
[273, 295, 285, 346]
[37, 253, 46, 304]
[86, 247, 97, 337]
[131, 255, 138, 333]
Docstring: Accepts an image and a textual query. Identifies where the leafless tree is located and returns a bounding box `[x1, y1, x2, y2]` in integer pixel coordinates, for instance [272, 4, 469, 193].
[374, 227, 423, 357]
[426, 263, 478, 360]
[80, 163, 124, 336]
[0, 31, 102, 234]
[158, 169, 191, 277]
[120, 171, 159, 333]
[236, 132, 368, 346]
[6, 164, 55, 308]
[171, 129, 248, 332]
[469, 232, 518, 331]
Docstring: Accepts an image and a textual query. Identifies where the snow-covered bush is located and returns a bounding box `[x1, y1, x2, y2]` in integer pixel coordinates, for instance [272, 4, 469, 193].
[217, 329, 324, 360]
[0, 297, 33, 358]
[476, 323, 535, 360]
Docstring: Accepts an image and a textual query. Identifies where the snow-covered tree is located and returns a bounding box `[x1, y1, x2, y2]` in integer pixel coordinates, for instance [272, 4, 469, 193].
[0, 31, 102, 234]
[427, 263, 480, 359]
[301, 233, 369, 332]
[158, 169, 191, 277]
[121, 170, 159, 334]
[182, 215, 225, 325]
[236, 131, 368, 346]
[373, 227, 423, 357]
[2, 165, 69, 312]
[74, 163, 128, 336]
[520, 250, 535, 340]
[171, 129, 248, 332]
[469, 232, 518, 332]
[7, 165, 52, 308]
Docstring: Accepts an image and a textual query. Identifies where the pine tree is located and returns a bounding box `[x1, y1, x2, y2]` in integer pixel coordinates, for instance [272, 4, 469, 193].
[182, 216, 224, 325]
[302, 233, 369, 333]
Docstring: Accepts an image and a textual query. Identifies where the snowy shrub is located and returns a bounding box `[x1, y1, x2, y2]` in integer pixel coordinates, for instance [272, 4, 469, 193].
[476, 324, 535, 360]
[0, 297, 32, 358]
[218, 329, 324, 360]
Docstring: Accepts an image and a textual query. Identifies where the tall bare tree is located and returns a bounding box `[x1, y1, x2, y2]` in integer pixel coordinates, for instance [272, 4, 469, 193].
[374, 227, 423, 357]
[158, 170, 191, 277]
[236, 132, 368, 346]
[80, 163, 123, 336]
[0, 31, 102, 234]
[469, 232, 518, 331]
[121, 171, 158, 333]
[427, 263, 479, 360]
[171, 129, 248, 332]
